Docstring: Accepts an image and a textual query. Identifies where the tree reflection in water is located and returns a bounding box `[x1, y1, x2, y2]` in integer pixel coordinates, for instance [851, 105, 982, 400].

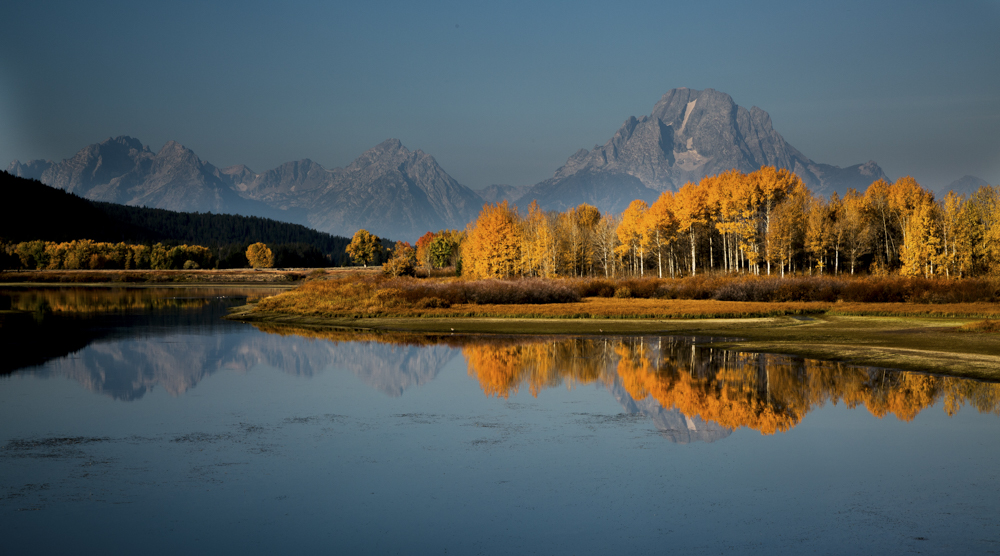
[461, 335, 1000, 434]
[256, 326, 1000, 435]
[5, 285, 998, 438]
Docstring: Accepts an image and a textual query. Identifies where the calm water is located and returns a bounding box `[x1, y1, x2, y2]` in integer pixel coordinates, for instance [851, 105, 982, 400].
[1, 287, 999, 555]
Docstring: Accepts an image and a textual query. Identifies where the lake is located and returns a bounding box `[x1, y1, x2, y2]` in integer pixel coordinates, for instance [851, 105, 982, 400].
[1, 286, 999, 555]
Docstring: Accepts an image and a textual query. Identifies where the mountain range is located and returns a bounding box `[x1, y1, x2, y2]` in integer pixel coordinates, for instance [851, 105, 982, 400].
[9, 88, 893, 240]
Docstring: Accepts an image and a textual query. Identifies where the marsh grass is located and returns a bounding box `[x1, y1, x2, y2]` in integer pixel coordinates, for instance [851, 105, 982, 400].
[960, 319, 1000, 333]
[250, 273, 1000, 320]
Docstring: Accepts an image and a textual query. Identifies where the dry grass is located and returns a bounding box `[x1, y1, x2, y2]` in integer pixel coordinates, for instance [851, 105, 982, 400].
[248, 272, 1000, 321]
[830, 303, 1000, 318]
[567, 274, 1000, 304]
[960, 319, 1000, 333]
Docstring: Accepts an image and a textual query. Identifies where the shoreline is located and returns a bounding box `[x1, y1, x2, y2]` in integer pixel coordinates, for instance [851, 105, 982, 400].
[227, 307, 1000, 382]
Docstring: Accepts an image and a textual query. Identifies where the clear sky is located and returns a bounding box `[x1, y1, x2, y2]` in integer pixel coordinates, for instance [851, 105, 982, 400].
[2, 0, 998, 191]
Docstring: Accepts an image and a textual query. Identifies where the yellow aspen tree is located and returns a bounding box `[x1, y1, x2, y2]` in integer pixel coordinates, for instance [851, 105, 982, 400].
[616, 199, 648, 276]
[863, 178, 897, 267]
[827, 192, 844, 274]
[708, 169, 747, 273]
[838, 189, 872, 274]
[939, 192, 964, 277]
[674, 181, 708, 276]
[749, 166, 800, 275]
[595, 213, 619, 277]
[644, 191, 679, 278]
[699, 174, 722, 271]
[462, 201, 524, 279]
[346, 230, 383, 268]
[521, 200, 557, 277]
[972, 185, 1000, 274]
[766, 196, 804, 277]
[804, 194, 833, 273]
[574, 203, 602, 276]
[888, 176, 935, 271]
[246, 242, 275, 268]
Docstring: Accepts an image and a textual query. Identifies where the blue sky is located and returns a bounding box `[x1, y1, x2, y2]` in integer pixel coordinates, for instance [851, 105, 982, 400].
[2, 0, 998, 191]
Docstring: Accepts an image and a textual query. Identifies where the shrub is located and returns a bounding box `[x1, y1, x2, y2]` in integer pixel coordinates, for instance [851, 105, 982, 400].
[415, 296, 451, 309]
[613, 286, 632, 299]
[383, 241, 417, 277]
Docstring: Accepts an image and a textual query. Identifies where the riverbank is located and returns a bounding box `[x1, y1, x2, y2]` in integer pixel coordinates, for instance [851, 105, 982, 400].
[227, 301, 1000, 381]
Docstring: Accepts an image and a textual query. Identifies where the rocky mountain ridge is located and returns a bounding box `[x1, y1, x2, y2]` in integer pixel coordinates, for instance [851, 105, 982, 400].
[7, 136, 300, 223]
[9, 87, 897, 240]
[514, 88, 889, 212]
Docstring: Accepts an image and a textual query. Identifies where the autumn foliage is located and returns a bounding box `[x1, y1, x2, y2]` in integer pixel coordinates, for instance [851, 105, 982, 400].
[246, 242, 274, 268]
[455, 167, 999, 280]
[8, 239, 214, 270]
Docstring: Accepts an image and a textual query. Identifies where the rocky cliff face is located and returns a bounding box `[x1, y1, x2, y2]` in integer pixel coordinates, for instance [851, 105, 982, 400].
[517, 88, 888, 212]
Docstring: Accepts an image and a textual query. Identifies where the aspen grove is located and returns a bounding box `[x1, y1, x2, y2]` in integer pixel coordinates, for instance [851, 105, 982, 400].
[459, 167, 1000, 280]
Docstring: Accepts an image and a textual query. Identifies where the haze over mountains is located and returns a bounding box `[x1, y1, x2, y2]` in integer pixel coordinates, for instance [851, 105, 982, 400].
[10, 87, 906, 240]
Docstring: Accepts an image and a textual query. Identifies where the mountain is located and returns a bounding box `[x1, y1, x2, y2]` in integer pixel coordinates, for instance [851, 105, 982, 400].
[7, 136, 303, 223]
[516, 88, 888, 212]
[230, 139, 484, 241]
[477, 184, 531, 205]
[8, 89, 891, 237]
[942, 175, 989, 197]
[9, 137, 485, 242]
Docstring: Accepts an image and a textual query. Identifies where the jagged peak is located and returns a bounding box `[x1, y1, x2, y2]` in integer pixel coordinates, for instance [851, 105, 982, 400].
[279, 158, 320, 168]
[156, 140, 201, 160]
[158, 140, 181, 152]
[370, 138, 408, 154]
[100, 135, 147, 151]
[221, 164, 255, 175]
[858, 160, 882, 174]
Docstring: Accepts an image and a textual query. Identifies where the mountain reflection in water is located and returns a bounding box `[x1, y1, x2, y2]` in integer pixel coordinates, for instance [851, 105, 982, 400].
[257, 326, 1000, 436]
[3, 287, 998, 440]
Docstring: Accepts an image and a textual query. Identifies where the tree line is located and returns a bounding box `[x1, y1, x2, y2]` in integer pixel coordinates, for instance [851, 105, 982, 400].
[9, 240, 214, 270]
[457, 167, 1000, 279]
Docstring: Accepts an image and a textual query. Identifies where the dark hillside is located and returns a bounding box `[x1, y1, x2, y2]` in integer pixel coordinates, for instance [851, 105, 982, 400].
[1, 171, 354, 266]
[0, 171, 155, 242]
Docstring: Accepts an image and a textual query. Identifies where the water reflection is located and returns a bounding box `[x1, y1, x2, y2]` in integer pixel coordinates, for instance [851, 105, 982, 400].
[0, 287, 285, 375]
[257, 327, 1000, 436]
[4, 287, 999, 439]
[471, 335, 1000, 434]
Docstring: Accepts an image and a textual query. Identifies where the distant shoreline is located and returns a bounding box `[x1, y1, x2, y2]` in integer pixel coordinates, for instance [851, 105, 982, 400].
[0, 267, 374, 286]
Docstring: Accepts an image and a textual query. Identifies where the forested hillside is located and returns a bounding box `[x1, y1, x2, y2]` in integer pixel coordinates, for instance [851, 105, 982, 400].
[0, 171, 353, 268]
